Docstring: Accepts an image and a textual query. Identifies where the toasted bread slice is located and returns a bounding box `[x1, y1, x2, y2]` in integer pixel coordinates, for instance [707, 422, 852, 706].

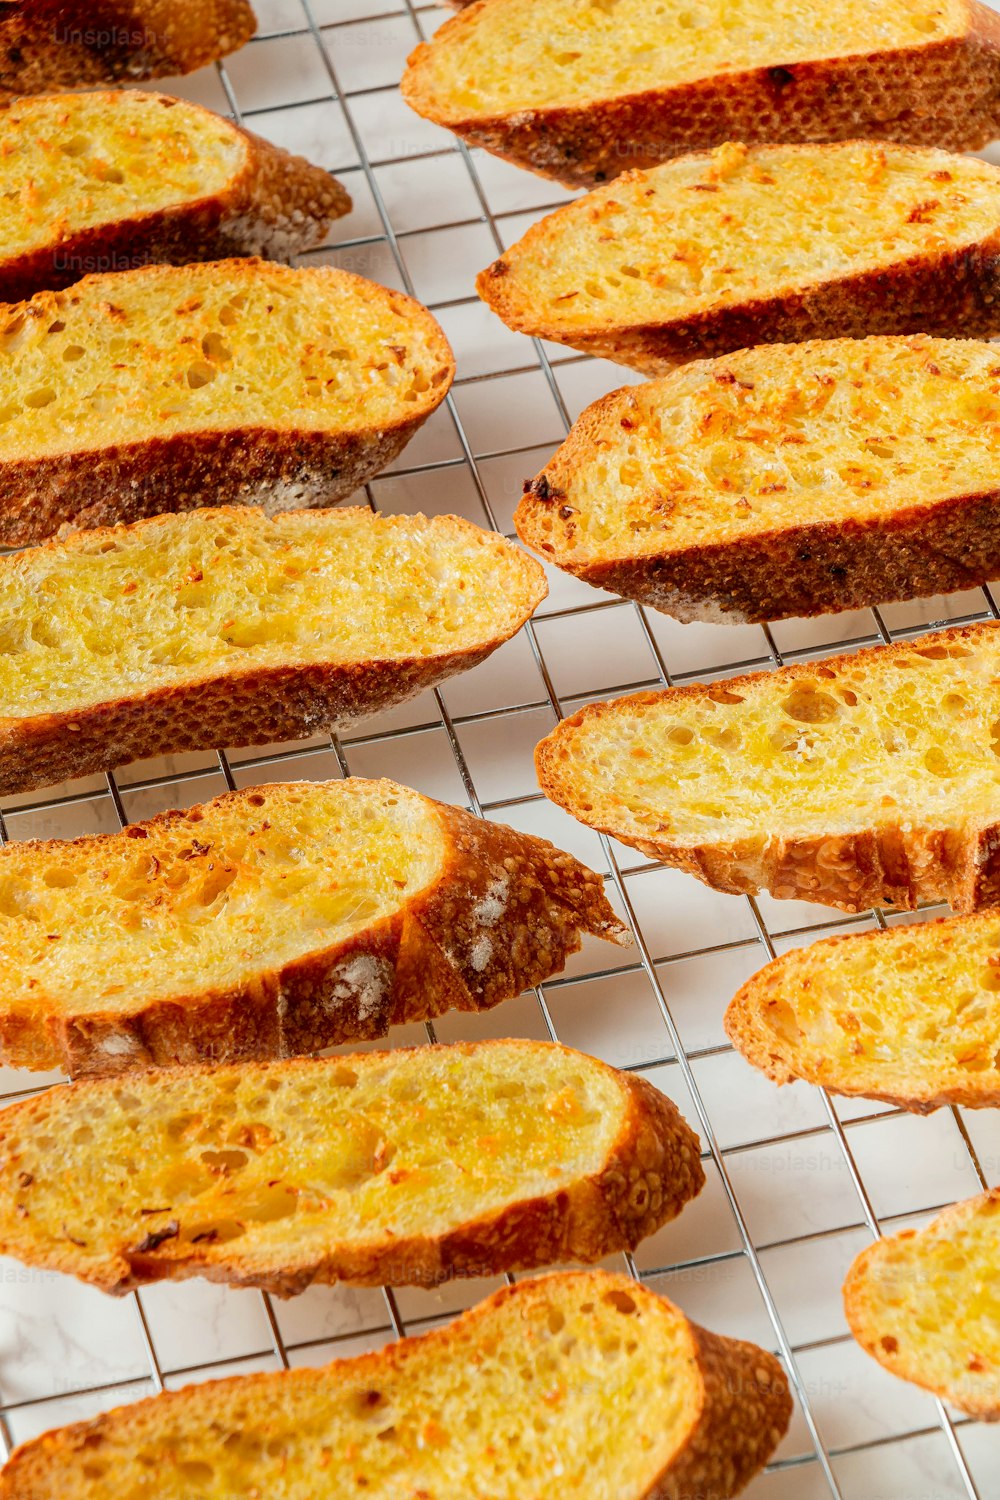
[0, 91, 349, 303]
[403, 0, 1000, 189]
[0, 259, 454, 546]
[0, 1, 256, 97]
[0, 777, 627, 1076]
[844, 1193, 1000, 1419]
[517, 336, 1000, 624]
[0, 505, 545, 796]
[0, 1270, 791, 1498]
[0, 1040, 703, 1295]
[726, 912, 1000, 1112]
[536, 621, 1000, 915]
[479, 142, 1000, 371]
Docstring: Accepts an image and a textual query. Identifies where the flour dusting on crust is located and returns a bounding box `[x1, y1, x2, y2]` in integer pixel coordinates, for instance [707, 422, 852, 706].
[324, 954, 393, 1023]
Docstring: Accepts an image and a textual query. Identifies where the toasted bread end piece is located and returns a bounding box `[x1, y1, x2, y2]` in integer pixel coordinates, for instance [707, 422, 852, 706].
[844, 1193, 1000, 1419]
[725, 908, 1000, 1113]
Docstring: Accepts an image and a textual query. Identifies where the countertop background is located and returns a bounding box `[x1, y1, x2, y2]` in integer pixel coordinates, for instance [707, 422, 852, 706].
[3, 4, 1000, 1495]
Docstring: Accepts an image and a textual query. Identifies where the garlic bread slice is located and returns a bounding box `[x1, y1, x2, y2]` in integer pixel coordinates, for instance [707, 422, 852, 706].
[480, 142, 1000, 369]
[845, 1193, 1000, 1418]
[405, 0, 1000, 187]
[0, 1271, 791, 1498]
[517, 336, 1000, 623]
[0, 1041, 702, 1294]
[0, 91, 349, 302]
[537, 622, 1000, 914]
[0, 505, 544, 795]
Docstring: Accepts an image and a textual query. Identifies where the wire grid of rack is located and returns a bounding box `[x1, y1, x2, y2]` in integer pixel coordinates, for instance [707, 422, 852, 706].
[1, 2, 1000, 1495]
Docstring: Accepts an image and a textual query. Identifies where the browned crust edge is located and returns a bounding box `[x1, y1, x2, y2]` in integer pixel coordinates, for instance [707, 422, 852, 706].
[0, 507, 546, 796]
[843, 1192, 1000, 1420]
[723, 913, 1000, 1113]
[0, 777, 629, 1076]
[0, 261, 455, 546]
[0, 92, 350, 304]
[479, 186, 1000, 372]
[535, 620, 1000, 915]
[0, 1270, 790, 1497]
[0, 0, 257, 98]
[515, 382, 1000, 625]
[0, 1043, 704, 1295]
[403, 1, 1000, 188]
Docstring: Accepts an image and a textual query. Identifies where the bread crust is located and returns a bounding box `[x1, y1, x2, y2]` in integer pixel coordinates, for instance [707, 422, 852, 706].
[0, 507, 545, 796]
[843, 1192, 1000, 1419]
[516, 373, 1000, 625]
[0, 1271, 791, 1497]
[0, 262, 455, 545]
[0, 92, 350, 304]
[404, 0, 1000, 188]
[480, 167, 1000, 371]
[0, 1042, 704, 1295]
[0, 0, 257, 97]
[0, 778, 629, 1076]
[536, 621, 1000, 915]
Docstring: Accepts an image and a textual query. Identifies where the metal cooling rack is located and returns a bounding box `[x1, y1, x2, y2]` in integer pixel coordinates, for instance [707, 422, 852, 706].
[2, 3, 1000, 1495]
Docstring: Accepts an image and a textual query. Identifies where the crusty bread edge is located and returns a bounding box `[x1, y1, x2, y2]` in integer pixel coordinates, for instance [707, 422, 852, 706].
[0, 1270, 790, 1496]
[0, 507, 545, 796]
[403, 1, 1000, 188]
[843, 1191, 1000, 1420]
[0, 1042, 704, 1295]
[0, 777, 629, 1075]
[535, 620, 1000, 915]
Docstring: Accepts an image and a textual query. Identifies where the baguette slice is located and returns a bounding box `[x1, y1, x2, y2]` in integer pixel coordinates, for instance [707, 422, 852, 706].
[726, 912, 1000, 1112]
[479, 142, 1000, 371]
[0, 505, 545, 796]
[0, 1270, 791, 1499]
[403, 0, 1000, 189]
[536, 621, 1000, 916]
[844, 1193, 1000, 1419]
[0, 1040, 703, 1295]
[0, 258, 454, 546]
[0, 91, 349, 303]
[517, 336, 1000, 624]
[0, 1, 256, 98]
[0, 777, 628, 1076]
